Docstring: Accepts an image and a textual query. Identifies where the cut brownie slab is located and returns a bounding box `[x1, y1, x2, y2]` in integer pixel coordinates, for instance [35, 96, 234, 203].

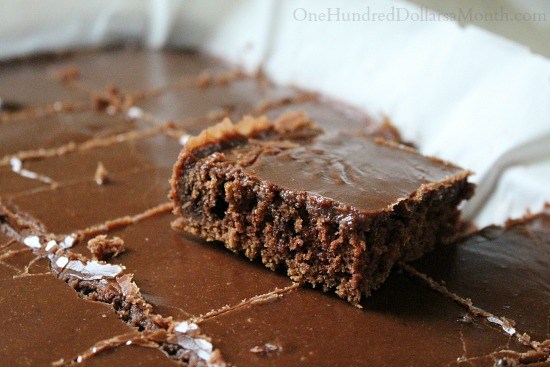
[5, 167, 171, 234]
[0, 264, 140, 366]
[199, 275, 527, 367]
[72, 212, 293, 319]
[0, 109, 141, 160]
[136, 77, 302, 134]
[170, 114, 474, 305]
[411, 209, 550, 342]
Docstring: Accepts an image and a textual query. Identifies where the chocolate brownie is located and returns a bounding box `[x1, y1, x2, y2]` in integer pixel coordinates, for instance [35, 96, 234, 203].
[197, 210, 550, 366]
[170, 114, 475, 305]
[1, 48, 546, 367]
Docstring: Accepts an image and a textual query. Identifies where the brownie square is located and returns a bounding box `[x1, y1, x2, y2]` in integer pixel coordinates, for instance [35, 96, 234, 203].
[170, 114, 474, 305]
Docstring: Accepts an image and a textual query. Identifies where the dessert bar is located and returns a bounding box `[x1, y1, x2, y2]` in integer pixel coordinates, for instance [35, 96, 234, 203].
[170, 115, 474, 305]
[1, 48, 547, 366]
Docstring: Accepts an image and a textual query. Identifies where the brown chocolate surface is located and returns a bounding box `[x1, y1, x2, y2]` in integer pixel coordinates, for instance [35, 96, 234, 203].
[0, 227, 219, 366]
[78, 345, 178, 367]
[0, 110, 138, 159]
[199, 276, 527, 367]
[265, 99, 374, 133]
[0, 264, 139, 366]
[0, 239, 50, 275]
[22, 133, 182, 183]
[0, 167, 45, 197]
[0, 48, 547, 367]
[73, 212, 292, 319]
[242, 131, 462, 212]
[6, 167, 171, 234]
[411, 211, 550, 342]
[0, 55, 90, 113]
[137, 78, 300, 133]
[62, 48, 229, 94]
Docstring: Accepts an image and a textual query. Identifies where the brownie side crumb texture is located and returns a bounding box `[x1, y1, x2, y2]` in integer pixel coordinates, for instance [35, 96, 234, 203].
[170, 114, 475, 305]
[87, 234, 125, 260]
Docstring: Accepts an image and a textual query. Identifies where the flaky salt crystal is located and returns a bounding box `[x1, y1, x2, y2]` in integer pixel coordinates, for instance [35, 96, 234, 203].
[61, 235, 75, 248]
[175, 321, 199, 333]
[23, 236, 41, 249]
[179, 134, 191, 146]
[64, 260, 123, 280]
[56, 256, 69, 268]
[127, 106, 144, 120]
[9, 157, 22, 172]
[45, 240, 57, 251]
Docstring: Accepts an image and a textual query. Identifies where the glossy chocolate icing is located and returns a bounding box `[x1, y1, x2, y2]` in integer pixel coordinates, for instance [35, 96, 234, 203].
[22, 133, 182, 183]
[243, 131, 464, 212]
[137, 78, 301, 133]
[0, 54, 90, 112]
[200, 278, 527, 367]
[62, 48, 229, 94]
[411, 212, 550, 342]
[266, 100, 372, 133]
[73, 213, 292, 319]
[7, 167, 172, 234]
[0, 263, 139, 366]
[0, 110, 137, 159]
[0, 238, 50, 275]
[0, 49, 547, 367]
[0, 167, 45, 197]
[78, 345, 179, 367]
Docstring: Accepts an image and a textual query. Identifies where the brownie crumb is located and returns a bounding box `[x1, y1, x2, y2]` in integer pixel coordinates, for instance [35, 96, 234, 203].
[250, 343, 282, 357]
[93, 94, 111, 111]
[197, 71, 214, 88]
[95, 162, 109, 185]
[56, 66, 81, 82]
[209, 349, 225, 365]
[87, 235, 125, 260]
[93, 85, 134, 113]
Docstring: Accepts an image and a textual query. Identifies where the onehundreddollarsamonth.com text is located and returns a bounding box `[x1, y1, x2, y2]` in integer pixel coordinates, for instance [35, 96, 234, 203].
[292, 6, 547, 23]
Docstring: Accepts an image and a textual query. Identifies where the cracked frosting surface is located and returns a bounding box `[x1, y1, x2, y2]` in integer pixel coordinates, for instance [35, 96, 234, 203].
[0, 48, 548, 366]
[242, 131, 466, 212]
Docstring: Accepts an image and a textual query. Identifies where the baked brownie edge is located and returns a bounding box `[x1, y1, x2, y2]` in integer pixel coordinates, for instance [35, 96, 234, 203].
[170, 115, 475, 305]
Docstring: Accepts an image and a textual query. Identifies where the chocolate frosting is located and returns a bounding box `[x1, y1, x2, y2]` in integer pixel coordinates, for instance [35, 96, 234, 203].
[62, 49, 228, 94]
[200, 276, 527, 366]
[7, 167, 172, 234]
[75, 213, 292, 319]
[244, 131, 466, 212]
[78, 345, 178, 367]
[0, 55, 89, 112]
[0, 110, 135, 159]
[0, 49, 546, 367]
[137, 78, 302, 133]
[412, 212, 550, 342]
[0, 264, 137, 366]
